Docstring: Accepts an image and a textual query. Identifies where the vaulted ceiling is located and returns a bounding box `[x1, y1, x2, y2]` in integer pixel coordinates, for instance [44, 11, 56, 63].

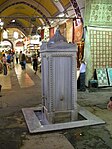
[0, 0, 85, 36]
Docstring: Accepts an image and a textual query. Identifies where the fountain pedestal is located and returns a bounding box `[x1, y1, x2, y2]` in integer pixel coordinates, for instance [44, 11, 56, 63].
[40, 29, 77, 123]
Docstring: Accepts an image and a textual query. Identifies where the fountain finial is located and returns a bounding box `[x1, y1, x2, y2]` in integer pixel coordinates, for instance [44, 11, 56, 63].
[47, 28, 67, 46]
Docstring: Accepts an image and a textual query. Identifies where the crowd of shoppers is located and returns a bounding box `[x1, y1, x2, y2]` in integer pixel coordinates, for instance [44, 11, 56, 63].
[1, 50, 15, 75]
[0, 49, 39, 75]
[0, 50, 27, 75]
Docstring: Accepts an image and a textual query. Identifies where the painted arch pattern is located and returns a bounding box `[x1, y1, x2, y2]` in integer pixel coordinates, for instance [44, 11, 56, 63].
[0, 1, 51, 26]
[0, 0, 82, 35]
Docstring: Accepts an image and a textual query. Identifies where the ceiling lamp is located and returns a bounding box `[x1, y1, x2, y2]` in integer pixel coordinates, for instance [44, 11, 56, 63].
[54, 0, 59, 2]
[11, 20, 16, 23]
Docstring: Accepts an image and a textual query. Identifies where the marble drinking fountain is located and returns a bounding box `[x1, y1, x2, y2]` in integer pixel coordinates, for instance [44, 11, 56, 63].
[22, 29, 105, 133]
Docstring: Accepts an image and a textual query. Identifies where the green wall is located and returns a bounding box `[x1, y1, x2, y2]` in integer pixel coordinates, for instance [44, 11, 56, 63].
[84, 0, 112, 86]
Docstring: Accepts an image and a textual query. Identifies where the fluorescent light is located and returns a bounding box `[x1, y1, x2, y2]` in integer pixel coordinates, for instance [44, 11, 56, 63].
[12, 20, 16, 23]
[59, 13, 64, 17]
[54, 0, 59, 2]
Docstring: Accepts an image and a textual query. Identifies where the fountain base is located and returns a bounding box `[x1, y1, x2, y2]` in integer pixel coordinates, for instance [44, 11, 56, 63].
[22, 105, 105, 133]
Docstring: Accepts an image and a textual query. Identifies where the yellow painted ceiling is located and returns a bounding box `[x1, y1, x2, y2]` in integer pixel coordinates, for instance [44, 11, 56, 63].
[0, 0, 6, 5]
[35, 0, 58, 16]
[0, 0, 75, 36]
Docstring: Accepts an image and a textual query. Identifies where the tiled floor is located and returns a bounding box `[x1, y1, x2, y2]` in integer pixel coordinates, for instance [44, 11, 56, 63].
[0, 64, 37, 90]
[15, 65, 34, 88]
[0, 73, 11, 90]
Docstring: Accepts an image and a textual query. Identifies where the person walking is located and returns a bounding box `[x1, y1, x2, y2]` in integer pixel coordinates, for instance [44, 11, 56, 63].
[21, 53, 26, 70]
[15, 51, 19, 64]
[2, 54, 7, 75]
[7, 52, 12, 69]
[19, 51, 22, 64]
[32, 54, 38, 74]
[10, 51, 15, 68]
[79, 59, 86, 91]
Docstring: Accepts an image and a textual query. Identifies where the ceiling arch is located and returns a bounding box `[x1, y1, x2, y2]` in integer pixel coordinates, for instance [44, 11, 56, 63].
[3, 39, 14, 49]
[2, 7, 44, 35]
[6, 20, 29, 36]
[0, 1, 51, 26]
[0, 0, 83, 36]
